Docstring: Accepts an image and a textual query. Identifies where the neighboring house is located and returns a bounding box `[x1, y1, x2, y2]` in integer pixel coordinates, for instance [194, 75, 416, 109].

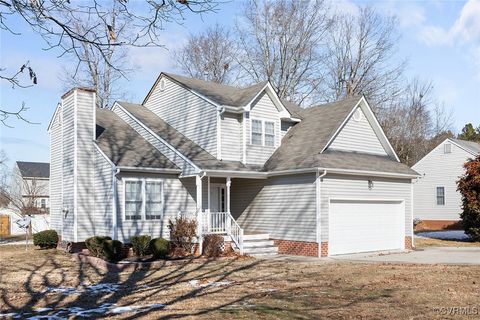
[48, 72, 418, 257]
[0, 161, 50, 236]
[412, 138, 480, 230]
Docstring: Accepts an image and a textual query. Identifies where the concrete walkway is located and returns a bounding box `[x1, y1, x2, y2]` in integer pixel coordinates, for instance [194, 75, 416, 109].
[331, 247, 480, 265]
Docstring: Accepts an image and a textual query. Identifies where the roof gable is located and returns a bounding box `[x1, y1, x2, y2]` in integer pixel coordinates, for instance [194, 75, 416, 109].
[412, 138, 479, 169]
[326, 106, 388, 156]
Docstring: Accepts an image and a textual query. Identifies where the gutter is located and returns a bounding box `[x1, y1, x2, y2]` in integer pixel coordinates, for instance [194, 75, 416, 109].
[116, 166, 182, 174]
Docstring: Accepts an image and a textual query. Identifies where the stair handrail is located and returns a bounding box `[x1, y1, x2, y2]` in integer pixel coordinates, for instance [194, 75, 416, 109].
[203, 211, 244, 255]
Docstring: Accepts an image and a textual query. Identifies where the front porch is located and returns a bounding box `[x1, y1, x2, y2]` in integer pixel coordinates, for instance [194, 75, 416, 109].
[190, 175, 278, 256]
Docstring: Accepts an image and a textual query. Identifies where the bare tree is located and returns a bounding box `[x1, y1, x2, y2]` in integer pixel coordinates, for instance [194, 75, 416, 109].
[322, 6, 405, 109]
[236, 0, 331, 104]
[382, 78, 454, 165]
[0, 0, 220, 123]
[174, 24, 238, 84]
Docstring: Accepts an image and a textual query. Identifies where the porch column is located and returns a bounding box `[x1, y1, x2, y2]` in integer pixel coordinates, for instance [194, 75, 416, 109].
[196, 174, 203, 255]
[196, 175, 202, 212]
[226, 177, 231, 213]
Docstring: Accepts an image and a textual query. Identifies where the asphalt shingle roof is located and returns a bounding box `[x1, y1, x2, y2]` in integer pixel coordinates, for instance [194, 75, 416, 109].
[95, 108, 179, 169]
[451, 138, 480, 155]
[117, 102, 261, 172]
[16, 162, 50, 178]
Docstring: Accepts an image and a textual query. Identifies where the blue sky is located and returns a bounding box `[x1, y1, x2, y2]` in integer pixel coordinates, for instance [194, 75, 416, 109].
[1, 0, 479, 168]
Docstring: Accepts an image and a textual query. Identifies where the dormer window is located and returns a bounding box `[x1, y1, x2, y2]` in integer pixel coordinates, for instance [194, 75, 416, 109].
[251, 119, 275, 147]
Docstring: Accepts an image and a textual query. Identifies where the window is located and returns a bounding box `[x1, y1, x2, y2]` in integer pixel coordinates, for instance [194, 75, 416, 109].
[251, 119, 276, 147]
[124, 179, 164, 220]
[265, 121, 275, 146]
[41, 199, 46, 209]
[444, 143, 452, 154]
[125, 181, 143, 220]
[251, 119, 263, 145]
[145, 181, 163, 220]
[436, 187, 445, 206]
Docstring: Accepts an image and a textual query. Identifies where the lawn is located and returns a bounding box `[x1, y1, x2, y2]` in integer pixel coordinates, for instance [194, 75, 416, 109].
[1, 245, 479, 319]
[415, 237, 480, 248]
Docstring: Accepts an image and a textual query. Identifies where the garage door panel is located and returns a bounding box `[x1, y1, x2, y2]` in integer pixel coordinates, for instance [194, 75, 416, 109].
[329, 200, 404, 255]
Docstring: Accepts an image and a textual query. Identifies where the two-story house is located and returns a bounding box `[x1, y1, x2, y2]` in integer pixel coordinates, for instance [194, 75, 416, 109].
[48, 72, 418, 257]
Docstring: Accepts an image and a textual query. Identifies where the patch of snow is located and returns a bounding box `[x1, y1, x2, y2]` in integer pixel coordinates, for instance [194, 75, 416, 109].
[44, 283, 120, 295]
[4, 303, 165, 319]
[416, 230, 469, 241]
[189, 279, 232, 288]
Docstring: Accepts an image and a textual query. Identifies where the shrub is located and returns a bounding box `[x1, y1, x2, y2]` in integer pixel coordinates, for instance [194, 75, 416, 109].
[130, 235, 151, 257]
[149, 238, 170, 259]
[168, 217, 197, 255]
[457, 155, 480, 241]
[203, 234, 224, 257]
[33, 230, 59, 249]
[102, 240, 124, 262]
[85, 236, 112, 258]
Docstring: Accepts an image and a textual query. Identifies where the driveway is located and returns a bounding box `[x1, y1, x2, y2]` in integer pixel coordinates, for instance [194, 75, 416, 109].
[332, 247, 480, 265]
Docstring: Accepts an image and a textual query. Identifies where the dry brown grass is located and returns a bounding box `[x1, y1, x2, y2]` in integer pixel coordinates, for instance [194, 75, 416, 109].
[415, 237, 480, 248]
[1, 245, 479, 319]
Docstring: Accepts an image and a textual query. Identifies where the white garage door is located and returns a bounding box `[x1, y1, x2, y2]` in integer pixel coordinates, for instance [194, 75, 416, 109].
[329, 199, 405, 255]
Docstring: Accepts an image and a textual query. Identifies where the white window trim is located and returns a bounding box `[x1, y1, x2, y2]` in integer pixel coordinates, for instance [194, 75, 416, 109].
[250, 118, 276, 147]
[436, 186, 446, 206]
[123, 178, 164, 221]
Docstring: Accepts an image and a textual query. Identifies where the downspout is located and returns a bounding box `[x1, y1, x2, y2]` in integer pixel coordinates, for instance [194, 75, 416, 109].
[316, 169, 327, 257]
[216, 106, 225, 160]
[112, 167, 120, 240]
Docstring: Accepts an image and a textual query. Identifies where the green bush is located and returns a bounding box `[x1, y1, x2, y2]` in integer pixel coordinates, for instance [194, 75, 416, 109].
[458, 154, 480, 241]
[149, 238, 170, 259]
[33, 230, 59, 249]
[85, 236, 112, 257]
[168, 217, 197, 255]
[203, 234, 224, 257]
[102, 240, 124, 262]
[130, 235, 151, 257]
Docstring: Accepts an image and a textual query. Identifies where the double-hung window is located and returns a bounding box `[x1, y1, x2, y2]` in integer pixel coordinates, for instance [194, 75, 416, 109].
[251, 119, 275, 146]
[124, 179, 164, 220]
[436, 187, 445, 206]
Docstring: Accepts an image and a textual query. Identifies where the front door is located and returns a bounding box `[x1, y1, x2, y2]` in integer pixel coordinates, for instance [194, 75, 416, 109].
[210, 184, 226, 212]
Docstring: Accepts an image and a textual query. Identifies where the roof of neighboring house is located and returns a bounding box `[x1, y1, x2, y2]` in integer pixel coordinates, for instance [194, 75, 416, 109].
[16, 161, 50, 178]
[117, 102, 262, 172]
[263, 96, 418, 176]
[160, 73, 304, 119]
[450, 138, 480, 155]
[95, 108, 179, 169]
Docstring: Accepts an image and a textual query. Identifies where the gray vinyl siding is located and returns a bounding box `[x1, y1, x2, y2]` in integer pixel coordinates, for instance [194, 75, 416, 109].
[220, 113, 242, 161]
[320, 174, 412, 242]
[75, 92, 95, 241]
[231, 174, 317, 242]
[113, 105, 198, 176]
[413, 140, 470, 220]
[246, 92, 281, 165]
[91, 148, 114, 238]
[61, 93, 75, 241]
[115, 173, 197, 243]
[49, 107, 63, 234]
[328, 107, 387, 156]
[144, 76, 218, 157]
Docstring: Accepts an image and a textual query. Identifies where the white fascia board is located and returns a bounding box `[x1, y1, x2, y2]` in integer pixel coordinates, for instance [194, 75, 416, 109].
[47, 103, 62, 133]
[113, 103, 201, 173]
[117, 166, 182, 174]
[359, 96, 401, 162]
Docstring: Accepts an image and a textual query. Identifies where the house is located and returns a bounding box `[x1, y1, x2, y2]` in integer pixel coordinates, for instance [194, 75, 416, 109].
[412, 138, 479, 230]
[0, 161, 50, 236]
[48, 72, 418, 257]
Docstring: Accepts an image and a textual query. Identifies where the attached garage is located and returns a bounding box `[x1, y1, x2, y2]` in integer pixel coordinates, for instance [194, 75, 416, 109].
[328, 199, 405, 255]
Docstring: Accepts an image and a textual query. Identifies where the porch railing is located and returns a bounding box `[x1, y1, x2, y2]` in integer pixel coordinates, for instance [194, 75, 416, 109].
[203, 211, 244, 255]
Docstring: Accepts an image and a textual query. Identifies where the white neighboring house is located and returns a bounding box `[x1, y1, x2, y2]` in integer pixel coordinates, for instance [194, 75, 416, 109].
[48, 73, 419, 257]
[0, 161, 51, 236]
[412, 138, 480, 230]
